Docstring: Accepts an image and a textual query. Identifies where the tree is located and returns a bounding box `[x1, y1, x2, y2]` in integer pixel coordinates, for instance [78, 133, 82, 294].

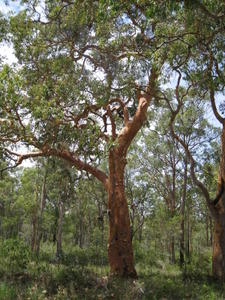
[0, 0, 169, 277]
[165, 76, 225, 279]
[166, 1, 225, 280]
[129, 96, 218, 266]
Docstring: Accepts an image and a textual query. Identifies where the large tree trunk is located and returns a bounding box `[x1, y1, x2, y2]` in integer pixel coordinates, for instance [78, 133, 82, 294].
[107, 150, 137, 278]
[212, 125, 225, 280]
[212, 214, 225, 280]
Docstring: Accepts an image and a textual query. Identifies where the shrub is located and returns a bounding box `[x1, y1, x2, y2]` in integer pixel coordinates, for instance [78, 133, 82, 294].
[0, 238, 31, 276]
[0, 282, 16, 300]
[183, 250, 211, 280]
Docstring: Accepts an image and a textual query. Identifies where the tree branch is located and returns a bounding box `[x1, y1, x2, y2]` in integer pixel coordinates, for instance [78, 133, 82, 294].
[109, 98, 129, 126]
[165, 81, 217, 217]
[52, 149, 108, 189]
[117, 67, 158, 154]
[209, 87, 224, 124]
[196, 1, 225, 22]
[0, 149, 47, 174]
[1, 147, 109, 189]
[208, 52, 224, 124]
[106, 106, 117, 140]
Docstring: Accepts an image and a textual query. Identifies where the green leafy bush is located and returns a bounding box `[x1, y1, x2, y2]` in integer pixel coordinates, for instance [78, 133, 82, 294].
[134, 241, 159, 268]
[183, 250, 211, 280]
[0, 282, 16, 300]
[0, 238, 31, 276]
[61, 245, 107, 267]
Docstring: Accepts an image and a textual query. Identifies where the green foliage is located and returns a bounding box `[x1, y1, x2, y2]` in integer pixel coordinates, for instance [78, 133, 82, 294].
[0, 238, 31, 276]
[183, 249, 212, 280]
[0, 282, 16, 300]
[134, 241, 159, 271]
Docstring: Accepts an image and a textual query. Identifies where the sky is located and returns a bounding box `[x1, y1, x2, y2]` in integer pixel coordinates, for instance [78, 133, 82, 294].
[0, 1, 33, 167]
[0, 0, 20, 64]
[0, 0, 20, 15]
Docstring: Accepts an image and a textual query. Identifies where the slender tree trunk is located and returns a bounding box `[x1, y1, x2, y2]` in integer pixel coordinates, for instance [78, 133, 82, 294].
[56, 199, 64, 258]
[138, 226, 143, 243]
[171, 166, 176, 264]
[31, 215, 37, 252]
[31, 188, 38, 252]
[189, 222, 192, 255]
[180, 158, 187, 266]
[79, 217, 84, 248]
[53, 208, 58, 244]
[180, 208, 185, 265]
[35, 166, 48, 255]
[186, 194, 192, 262]
[107, 150, 137, 278]
[170, 236, 175, 264]
[186, 217, 189, 260]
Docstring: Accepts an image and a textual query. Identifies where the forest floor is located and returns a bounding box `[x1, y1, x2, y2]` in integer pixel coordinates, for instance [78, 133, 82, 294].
[1, 259, 225, 299]
[0, 242, 224, 299]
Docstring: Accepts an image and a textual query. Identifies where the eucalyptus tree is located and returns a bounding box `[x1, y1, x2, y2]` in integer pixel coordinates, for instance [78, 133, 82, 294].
[162, 1, 225, 280]
[0, 0, 186, 277]
[165, 78, 225, 280]
[130, 97, 218, 265]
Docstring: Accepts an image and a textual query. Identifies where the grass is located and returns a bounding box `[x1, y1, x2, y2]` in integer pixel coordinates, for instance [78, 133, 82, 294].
[137, 261, 225, 300]
[0, 282, 17, 300]
[1, 262, 225, 300]
[1, 244, 225, 299]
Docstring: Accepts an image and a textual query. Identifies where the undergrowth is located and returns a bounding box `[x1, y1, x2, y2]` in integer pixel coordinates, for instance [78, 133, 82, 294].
[1, 240, 225, 299]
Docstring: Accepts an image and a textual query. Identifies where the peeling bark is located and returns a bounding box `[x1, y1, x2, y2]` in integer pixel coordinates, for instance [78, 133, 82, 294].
[212, 124, 225, 281]
[107, 150, 137, 278]
[105, 69, 157, 277]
